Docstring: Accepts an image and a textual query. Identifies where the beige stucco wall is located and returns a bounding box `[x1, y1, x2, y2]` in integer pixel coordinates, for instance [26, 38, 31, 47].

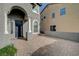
[41, 3, 79, 33]
[40, 5, 50, 32]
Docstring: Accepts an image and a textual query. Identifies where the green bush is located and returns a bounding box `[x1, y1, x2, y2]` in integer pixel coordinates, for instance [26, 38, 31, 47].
[0, 44, 17, 56]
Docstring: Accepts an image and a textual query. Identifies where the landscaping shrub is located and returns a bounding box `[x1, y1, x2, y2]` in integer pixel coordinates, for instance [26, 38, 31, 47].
[0, 44, 17, 56]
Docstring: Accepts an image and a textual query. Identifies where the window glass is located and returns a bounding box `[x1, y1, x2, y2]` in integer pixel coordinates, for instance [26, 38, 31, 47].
[60, 8, 66, 15]
[52, 13, 55, 18]
[50, 25, 56, 31]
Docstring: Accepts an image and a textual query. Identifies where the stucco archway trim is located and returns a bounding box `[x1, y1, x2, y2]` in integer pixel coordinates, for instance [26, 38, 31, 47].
[4, 5, 29, 35]
[8, 6, 28, 21]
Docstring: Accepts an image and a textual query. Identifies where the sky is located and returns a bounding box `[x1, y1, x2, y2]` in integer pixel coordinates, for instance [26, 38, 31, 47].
[40, 3, 48, 12]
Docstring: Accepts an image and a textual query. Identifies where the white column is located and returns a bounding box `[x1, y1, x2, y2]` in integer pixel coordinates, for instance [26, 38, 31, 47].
[29, 18, 31, 32]
[4, 12, 8, 34]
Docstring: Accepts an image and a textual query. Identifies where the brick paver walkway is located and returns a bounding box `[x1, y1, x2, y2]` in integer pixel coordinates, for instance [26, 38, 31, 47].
[32, 38, 79, 56]
[12, 35, 57, 56]
[12, 35, 79, 56]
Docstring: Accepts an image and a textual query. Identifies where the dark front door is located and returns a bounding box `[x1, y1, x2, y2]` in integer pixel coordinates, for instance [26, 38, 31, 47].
[15, 20, 23, 38]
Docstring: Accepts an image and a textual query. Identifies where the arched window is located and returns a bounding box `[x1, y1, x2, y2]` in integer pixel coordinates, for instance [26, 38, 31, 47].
[33, 20, 39, 34]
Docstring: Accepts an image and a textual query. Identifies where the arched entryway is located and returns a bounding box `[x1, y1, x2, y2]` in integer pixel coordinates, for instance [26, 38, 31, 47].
[8, 6, 28, 39]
